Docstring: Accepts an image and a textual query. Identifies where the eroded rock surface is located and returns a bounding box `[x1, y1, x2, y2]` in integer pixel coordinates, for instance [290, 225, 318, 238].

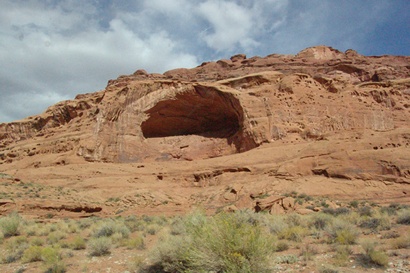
[0, 46, 409, 217]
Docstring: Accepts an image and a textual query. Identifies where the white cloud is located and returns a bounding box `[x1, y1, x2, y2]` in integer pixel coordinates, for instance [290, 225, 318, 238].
[197, 1, 257, 52]
[0, 0, 408, 123]
[0, 0, 198, 122]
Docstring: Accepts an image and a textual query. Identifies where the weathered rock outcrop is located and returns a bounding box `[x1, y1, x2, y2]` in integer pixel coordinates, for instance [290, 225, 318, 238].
[0, 46, 409, 212]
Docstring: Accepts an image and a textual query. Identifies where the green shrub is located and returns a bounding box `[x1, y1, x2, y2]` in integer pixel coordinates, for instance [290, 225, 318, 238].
[234, 209, 269, 226]
[141, 215, 154, 223]
[326, 219, 359, 245]
[24, 223, 39, 237]
[126, 236, 145, 250]
[88, 237, 112, 256]
[47, 231, 67, 245]
[77, 218, 94, 230]
[285, 213, 303, 227]
[124, 215, 144, 232]
[92, 221, 116, 237]
[323, 207, 350, 216]
[359, 214, 391, 231]
[358, 206, 373, 217]
[391, 235, 410, 249]
[275, 241, 289, 252]
[333, 245, 352, 266]
[92, 220, 130, 239]
[297, 193, 313, 202]
[361, 240, 388, 267]
[380, 203, 399, 216]
[128, 256, 145, 273]
[299, 244, 317, 262]
[1, 236, 28, 263]
[0, 212, 22, 237]
[268, 216, 288, 235]
[368, 251, 389, 267]
[115, 224, 131, 239]
[22, 245, 43, 263]
[275, 254, 298, 264]
[30, 237, 45, 246]
[309, 213, 333, 230]
[396, 209, 410, 225]
[146, 224, 160, 235]
[381, 231, 400, 239]
[41, 247, 66, 273]
[70, 236, 86, 250]
[318, 265, 339, 273]
[278, 225, 307, 242]
[169, 217, 186, 235]
[147, 211, 276, 273]
[349, 200, 359, 209]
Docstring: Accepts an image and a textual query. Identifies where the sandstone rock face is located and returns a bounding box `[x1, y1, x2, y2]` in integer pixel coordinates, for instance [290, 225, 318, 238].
[0, 46, 409, 217]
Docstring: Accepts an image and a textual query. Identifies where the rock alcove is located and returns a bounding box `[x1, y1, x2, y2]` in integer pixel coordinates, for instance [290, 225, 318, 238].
[140, 85, 253, 159]
[141, 86, 243, 139]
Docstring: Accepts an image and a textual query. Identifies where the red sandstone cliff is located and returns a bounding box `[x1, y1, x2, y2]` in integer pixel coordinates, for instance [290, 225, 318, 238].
[0, 46, 409, 217]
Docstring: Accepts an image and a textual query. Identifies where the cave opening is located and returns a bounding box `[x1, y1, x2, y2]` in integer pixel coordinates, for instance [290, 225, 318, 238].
[141, 86, 242, 139]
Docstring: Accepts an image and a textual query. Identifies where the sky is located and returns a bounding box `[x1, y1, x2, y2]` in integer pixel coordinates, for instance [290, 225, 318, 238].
[0, 0, 409, 123]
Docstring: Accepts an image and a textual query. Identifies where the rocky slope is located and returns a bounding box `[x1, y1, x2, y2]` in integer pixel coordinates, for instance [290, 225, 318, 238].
[0, 46, 409, 218]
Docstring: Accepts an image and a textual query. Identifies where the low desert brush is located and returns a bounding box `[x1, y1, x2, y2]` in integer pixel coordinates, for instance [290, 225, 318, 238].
[126, 235, 145, 250]
[326, 219, 359, 245]
[358, 212, 391, 231]
[318, 264, 339, 273]
[275, 254, 298, 264]
[88, 237, 112, 256]
[92, 219, 130, 241]
[333, 244, 352, 266]
[0, 212, 22, 237]
[309, 213, 333, 230]
[278, 225, 307, 242]
[396, 209, 410, 225]
[275, 240, 289, 252]
[267, 216, 288, 236]
[146, 210, 276, 273]
[361, 240, 389, 267]
[1, 236, 28, 263]
[22, 245, 43, 263]
[70, 236, 86, 250]
[41, 246, 66, 273]
[391, 235, 410, 249]
[299, 243, 318, 262]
